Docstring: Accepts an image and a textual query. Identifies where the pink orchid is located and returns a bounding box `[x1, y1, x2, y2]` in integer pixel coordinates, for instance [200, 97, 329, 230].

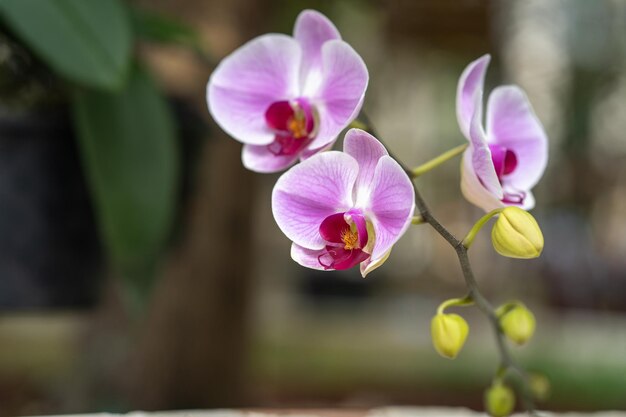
[457, 54, 548, 212]
[207, 10, 368, 173]
[272, 129, 415, 277]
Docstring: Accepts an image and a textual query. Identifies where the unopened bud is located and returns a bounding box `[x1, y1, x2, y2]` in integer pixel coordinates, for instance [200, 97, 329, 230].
[529, 372, 551, 401]
[491, 207, 543, 259]
[485, 382, 515, 417]
[431, 313, 469, 359]
[499, 303, 536, 345]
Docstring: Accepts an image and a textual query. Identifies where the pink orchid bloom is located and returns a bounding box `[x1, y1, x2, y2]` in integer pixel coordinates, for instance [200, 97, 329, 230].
[457, 54, 548, 212]
[272, 129, 415, 277]
[207, 10, 369, 173]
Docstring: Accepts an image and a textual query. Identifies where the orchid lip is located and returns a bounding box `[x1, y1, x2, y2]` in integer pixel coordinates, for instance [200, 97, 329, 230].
[486, 144, 525, 205]
[502, 189, 526, 205]
[489, 143, 518, 180]
[317, 210, 371, 270]
[265, 98, 318, 156]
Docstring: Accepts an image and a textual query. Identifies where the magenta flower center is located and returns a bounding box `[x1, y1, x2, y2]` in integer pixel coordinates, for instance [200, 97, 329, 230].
[265, 99, 316, 156]
[489, 144, 518, 180]
[317, 211, 371, 271]
[488, 144, 526, 205]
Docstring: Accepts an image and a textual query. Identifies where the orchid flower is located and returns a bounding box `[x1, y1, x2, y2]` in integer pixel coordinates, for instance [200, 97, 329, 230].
[457, 54, 548, 212]
[207, 9, 368, 173]
[272, 129, 415, 277]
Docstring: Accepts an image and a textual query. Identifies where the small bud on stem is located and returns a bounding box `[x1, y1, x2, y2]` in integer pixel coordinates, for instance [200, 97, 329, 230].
[497, 302, 536, 345]
[491, 207, 543, 259]
[485, 381, 516, 417]
[431, 313, 469, 359]
[431, 297, 473, 359]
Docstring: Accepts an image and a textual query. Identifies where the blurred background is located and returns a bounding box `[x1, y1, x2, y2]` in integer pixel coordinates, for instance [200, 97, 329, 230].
[0, 0, 625, 415]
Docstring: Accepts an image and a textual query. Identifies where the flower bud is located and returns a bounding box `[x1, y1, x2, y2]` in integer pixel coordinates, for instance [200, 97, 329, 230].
[485, 382, 515, 417]
[491, 207, 543, 259]
[529, 372, 551, 401]
[499, 303, 536, 345]
[431, 313, 469, 359]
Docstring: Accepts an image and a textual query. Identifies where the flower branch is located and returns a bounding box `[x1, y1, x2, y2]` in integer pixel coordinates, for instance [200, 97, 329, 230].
[359, 112, 538, 415]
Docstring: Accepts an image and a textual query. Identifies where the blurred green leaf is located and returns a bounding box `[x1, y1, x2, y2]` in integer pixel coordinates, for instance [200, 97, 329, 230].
[72, 66, 179, 296]
[0, 0, 132, 90]
[131, 8, 199, 47]
[130, 7, 215, 67]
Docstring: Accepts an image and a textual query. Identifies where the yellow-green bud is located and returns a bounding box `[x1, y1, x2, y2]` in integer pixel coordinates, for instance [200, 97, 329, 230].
[529, 372, 551, 401]
[431, 313, 469, 359]
[485, 382, 515, 417]
[491, 207, 543, 259]
[499, 303, 536, 345]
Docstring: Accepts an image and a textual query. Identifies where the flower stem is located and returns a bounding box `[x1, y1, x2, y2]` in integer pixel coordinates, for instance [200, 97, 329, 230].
[462, 208, 505, 249]
[410, 143, 468, 178]
[436, 295, 474, 315]
[360, 110, 538, 415]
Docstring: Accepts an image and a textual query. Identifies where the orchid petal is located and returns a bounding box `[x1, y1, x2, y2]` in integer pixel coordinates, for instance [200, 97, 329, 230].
[460, 150, 504, 212]
[272, 151, 357, 250]
[360, 248, 391, 277]
[305, 40, 368, 151]
[343, 129, 389, 207]
[457, 54, 490, 139]
[294, 9, 341, 88]
[291, 243, 369, 271]
[319, 212, 349, 244]
[242, 144, 300, 173]
[365, 156, 415, 261]
[299, 141, 334, 160]
[520, 190, 535, 210]
[291, 243, 326, 270]
[486, 86, 548, 190]
[207, 34, 301, 145]
[325, 247, 370, 270]
[469, 92, 503, 199]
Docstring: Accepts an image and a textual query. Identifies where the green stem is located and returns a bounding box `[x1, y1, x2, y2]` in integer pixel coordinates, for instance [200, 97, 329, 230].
[436, 295, 474, 315]
[462, 208, 505, 249]
[410, 143, 468, 178]
[495, 300, 526, 318]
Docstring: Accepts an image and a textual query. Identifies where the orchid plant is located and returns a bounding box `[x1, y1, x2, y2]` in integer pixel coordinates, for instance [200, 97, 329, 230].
[207, 9, 549, 416]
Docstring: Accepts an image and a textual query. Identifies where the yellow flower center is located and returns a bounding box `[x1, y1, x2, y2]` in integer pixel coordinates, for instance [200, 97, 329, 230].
[287, 107, 308, 139]
[340, 228, 359, 250]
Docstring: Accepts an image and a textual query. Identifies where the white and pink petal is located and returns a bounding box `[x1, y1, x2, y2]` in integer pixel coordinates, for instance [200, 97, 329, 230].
[457, 54, 490, 139]
[207, 34, 302, 145]
[343, 129, 389, 207]
[294, 9, 341, 88]
[291, 243, 327, 271]
[364, 156, 415, 262]
[486, 86, 548, 191]
[242, 144, 300, 173]
[469, 92, 503, 199]
[460, 150, 505, 212]
[272, 151, 358, 250]
[305, 40, 369, 150]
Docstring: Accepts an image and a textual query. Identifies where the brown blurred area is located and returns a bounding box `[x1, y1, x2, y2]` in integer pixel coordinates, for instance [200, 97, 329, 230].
[1, 0, 626, 415]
